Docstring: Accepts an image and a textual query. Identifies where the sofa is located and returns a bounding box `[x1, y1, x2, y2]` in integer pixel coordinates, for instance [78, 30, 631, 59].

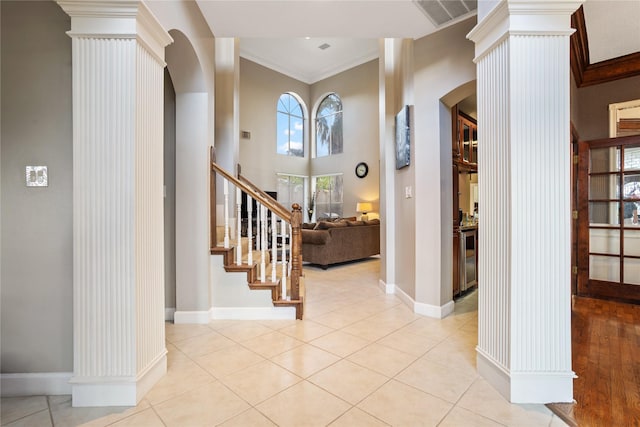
[301, 218, 380, 269]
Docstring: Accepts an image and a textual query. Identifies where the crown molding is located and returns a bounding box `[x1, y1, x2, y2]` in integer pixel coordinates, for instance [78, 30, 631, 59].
[570, 6, 640, 88]
[467, 0, 582, 62]
[57, 0, 172, 62]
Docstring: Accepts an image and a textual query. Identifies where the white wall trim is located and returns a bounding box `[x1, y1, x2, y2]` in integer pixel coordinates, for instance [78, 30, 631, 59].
[165, 307, 176, 321]
[1, 372, 73, 397]
[478, 348, 575, 403]
[211, 306, 296, 320]
[511, 371, 575, 404]
[173, 309, 213, 324]
[69, 352, 166, 407]
[477, 347, 511, 401]
[467, 0, 582, 62]
[71, 380, 137, 407]
[415, 299, 455, 319]
[378, 279, 395, 294]
[392, 284, 455, 319]
[135, 352, 167, 403]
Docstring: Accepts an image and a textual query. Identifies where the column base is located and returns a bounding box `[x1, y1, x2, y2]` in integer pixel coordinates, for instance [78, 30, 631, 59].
[71, 352, 166, 407]
[478, 348, 575, 404]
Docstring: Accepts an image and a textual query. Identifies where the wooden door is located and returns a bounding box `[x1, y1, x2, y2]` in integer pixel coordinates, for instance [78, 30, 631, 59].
[577, 135, 640, 303]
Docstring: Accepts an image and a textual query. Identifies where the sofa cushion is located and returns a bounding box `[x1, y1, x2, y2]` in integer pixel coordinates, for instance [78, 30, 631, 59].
[301, 229, 330, 245]
[315, 221, 348, 230]
[346, 220, 365, 226]
[364, 218, 380, 225]
[302, 222, 316, 229]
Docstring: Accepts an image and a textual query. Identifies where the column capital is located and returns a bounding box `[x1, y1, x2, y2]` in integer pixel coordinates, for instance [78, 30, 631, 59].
[468, 0, 584, 61]
[57, 0, 172, 61]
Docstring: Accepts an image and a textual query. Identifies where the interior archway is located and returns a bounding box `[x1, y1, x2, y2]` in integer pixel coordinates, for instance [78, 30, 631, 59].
[165, 29, 211, 318]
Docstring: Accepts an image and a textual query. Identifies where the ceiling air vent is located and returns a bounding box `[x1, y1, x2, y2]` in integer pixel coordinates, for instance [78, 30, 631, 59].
[414, 0, 477, 27]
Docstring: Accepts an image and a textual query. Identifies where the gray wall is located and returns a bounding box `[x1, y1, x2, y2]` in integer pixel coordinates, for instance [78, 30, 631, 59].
[239, 58, 311, 189]
[239, 57, 380, 219]
[1, 1, 73, 373]
[575, 75, 640, 140]
[164, 69, 177, 311]
[404, 18, 476, 305]
[311, 60, 380, 219]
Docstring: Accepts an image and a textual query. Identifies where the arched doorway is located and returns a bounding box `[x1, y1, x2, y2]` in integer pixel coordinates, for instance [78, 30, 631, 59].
[164, 29, 211, 321]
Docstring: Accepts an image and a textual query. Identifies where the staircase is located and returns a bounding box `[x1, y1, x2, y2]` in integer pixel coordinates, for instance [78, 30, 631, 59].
[210, 148, 304, 319]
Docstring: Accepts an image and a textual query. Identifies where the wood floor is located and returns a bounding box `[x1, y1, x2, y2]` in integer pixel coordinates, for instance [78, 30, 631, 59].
[549, 296, 640, 427]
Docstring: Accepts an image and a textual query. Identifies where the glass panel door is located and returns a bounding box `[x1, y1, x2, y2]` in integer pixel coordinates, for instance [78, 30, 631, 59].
[579, 139, 640, 302]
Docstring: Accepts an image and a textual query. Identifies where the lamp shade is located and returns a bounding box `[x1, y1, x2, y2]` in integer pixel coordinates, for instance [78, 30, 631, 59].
[356, 202, 372, 213]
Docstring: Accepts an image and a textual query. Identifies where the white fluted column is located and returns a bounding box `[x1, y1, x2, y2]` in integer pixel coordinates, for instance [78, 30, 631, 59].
[467, 0, 582, 403]
[58, 0, 172, 407]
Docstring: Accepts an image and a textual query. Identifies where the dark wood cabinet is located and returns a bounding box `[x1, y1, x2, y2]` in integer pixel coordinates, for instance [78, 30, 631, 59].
[454, 110, 478, 169]
[452, 106, 478, 297]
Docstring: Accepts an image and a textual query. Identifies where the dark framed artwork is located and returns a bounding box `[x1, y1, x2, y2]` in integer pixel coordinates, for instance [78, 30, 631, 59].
[395, 105, 412, 169]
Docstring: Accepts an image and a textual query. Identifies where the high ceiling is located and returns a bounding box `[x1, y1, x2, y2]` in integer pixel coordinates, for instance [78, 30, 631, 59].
[582, 1, 640, 64]
[190, 0, 640, 84]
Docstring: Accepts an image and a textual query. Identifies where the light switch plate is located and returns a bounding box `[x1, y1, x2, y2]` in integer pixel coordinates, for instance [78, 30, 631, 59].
[26, 166, 48, 187]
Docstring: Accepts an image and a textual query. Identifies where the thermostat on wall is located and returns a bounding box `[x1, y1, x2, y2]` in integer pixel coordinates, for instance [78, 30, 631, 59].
[26, 166, 48, 187]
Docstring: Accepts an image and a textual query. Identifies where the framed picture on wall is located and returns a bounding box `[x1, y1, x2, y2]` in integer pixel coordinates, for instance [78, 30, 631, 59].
[395, 105, 412, 169]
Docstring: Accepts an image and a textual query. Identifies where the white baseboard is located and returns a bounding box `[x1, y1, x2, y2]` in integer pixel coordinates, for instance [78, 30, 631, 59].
[173, 309, 213, 324]
[71, 380, 136, 407]
[174, 306, 296, 322]
[477, 347, 511, 400]
[477, 348, 575, 403]
[393, 284, 414, 308]
[70, 352, 167, 407]
[393, 285, 455, 319]
[165, 307, 176, 321]
[211, 306, 296, 320]
[378, 279, 395, 294]
[135, 352, 167, 404]
[1, 372, 72, 397]
[511, 371, 574, 404]
[415, 299, 455, 319]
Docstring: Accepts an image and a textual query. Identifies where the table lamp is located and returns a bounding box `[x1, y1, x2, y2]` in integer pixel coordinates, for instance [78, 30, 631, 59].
[356, 202, 373, 221]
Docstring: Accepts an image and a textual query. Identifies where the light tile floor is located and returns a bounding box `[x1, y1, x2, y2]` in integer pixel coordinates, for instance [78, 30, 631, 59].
[1, 258, 567, 426]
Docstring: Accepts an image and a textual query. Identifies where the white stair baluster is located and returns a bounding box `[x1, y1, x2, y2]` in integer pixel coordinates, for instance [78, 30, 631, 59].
[236, 188, 242, 265]
[281, 219, 287, 300]
[255, 202, 261, 252]
[271, 211, 277, 284]
[223, 179, 229, 248]
[247, 195, 253, 265]
[260, 204, 266, 283]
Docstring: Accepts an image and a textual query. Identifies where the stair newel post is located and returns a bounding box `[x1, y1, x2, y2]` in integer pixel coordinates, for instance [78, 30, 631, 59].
[290, 204, 303, 301]
[260, 204, 266, 283]
[271, 211, 277, 283]
[236, 187, 242, 265]
[223, 179, 230, 248]
[281, 218, 287, 300]
[247, 195, 253, 265]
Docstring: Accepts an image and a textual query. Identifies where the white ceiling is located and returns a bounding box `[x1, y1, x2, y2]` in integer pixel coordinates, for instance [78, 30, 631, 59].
[191, 0, 640, 84]
[582, 0, 640, 64]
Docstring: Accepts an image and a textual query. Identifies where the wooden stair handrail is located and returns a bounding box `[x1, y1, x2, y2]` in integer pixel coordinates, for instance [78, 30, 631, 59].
[236, 164, 289, 214]
[209, 147, 304, 318]
[210, 148, 290, 220]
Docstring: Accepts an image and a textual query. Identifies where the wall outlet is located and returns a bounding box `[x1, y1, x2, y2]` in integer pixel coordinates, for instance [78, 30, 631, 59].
[26, 166, 48, 187]
[405, 186, 412, 198]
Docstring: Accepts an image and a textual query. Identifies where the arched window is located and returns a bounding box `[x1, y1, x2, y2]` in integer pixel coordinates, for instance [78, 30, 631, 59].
[315, 93, 343, 157]
[277, 93, 304, 157]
